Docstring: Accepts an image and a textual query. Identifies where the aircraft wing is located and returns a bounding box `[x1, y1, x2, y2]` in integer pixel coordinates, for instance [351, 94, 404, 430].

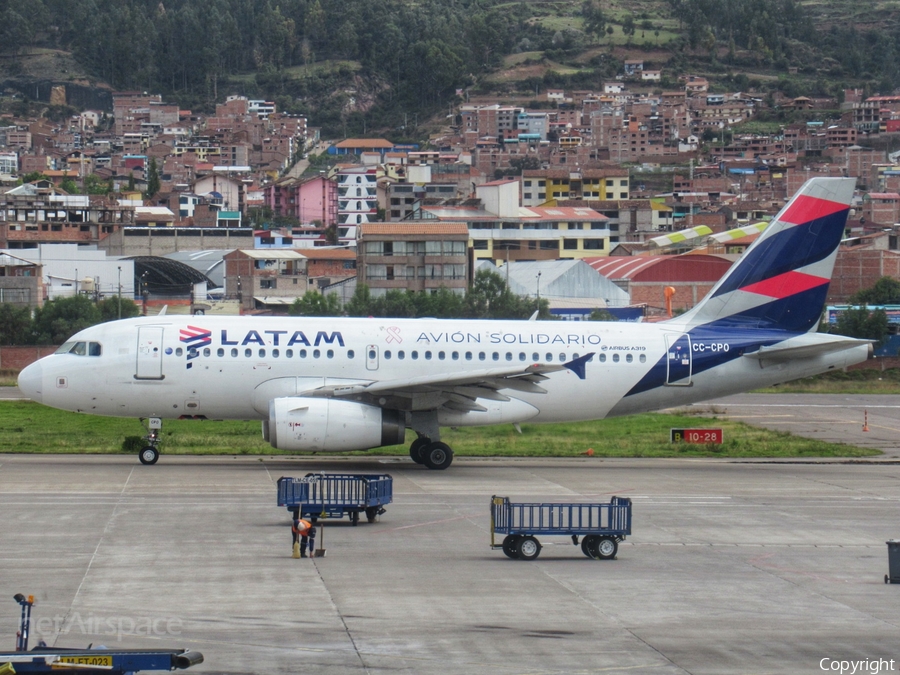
[297, 353, 593, 412]
[742, 337, 871, 362]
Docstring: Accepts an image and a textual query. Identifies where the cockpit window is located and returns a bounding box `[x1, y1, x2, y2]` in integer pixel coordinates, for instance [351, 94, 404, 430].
[54, 341, 102, 356]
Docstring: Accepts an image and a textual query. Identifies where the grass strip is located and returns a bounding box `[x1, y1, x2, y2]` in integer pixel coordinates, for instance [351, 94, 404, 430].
[0, 401, 878, 458]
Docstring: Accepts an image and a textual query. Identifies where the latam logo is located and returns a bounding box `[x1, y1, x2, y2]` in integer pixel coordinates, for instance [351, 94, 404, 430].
[180, 325, 212, 369]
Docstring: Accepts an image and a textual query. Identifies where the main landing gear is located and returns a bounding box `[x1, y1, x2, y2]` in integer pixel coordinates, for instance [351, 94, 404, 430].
[138, 417, 162, 465]
[409, 436, 454, 470]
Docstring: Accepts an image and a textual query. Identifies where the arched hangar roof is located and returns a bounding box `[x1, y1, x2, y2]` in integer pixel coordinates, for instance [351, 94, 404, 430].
[122, 256, 219, 294]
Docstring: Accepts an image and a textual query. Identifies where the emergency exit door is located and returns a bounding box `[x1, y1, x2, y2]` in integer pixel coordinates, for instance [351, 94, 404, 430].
[665, 333, 692, 385]
[136, 326, 165, 380]
[366, 344, 379, 371]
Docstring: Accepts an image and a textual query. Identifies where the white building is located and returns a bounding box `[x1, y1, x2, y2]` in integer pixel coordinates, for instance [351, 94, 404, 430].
[336, 166, 379, 225]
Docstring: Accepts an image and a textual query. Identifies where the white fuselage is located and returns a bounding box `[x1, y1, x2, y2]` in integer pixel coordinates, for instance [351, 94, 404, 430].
[20, 315, 870, 433]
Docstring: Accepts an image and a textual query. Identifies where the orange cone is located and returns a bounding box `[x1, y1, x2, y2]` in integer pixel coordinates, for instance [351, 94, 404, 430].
[583, 448, 595, 456]
[863, 410, 869, 433]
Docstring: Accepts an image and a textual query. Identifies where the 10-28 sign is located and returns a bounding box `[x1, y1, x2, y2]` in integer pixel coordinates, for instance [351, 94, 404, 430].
[670, 428, 723, 444]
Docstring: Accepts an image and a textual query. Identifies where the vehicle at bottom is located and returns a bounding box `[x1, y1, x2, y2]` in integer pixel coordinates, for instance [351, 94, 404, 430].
[490, 495, 632, 561]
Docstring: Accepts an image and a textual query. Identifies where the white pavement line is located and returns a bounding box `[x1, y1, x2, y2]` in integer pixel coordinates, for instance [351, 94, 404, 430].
[53, 465, 135, 647]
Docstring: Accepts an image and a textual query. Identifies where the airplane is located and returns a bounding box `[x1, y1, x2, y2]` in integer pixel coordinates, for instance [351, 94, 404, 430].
[16, 177, 871, 469]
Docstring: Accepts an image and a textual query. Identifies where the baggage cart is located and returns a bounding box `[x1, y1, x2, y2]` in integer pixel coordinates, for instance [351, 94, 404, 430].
[490, 495, 632, 561]
[278, 473, 393, 525]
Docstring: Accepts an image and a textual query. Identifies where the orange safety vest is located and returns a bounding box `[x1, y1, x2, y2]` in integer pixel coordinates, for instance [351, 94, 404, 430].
[292, 519, 313, 536]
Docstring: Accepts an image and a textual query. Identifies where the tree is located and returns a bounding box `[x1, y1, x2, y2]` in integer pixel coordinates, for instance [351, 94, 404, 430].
[345, 284, 374, 317]
[466, 269, 536, 319]
[97, 297, 141, 322]
[31, 295, 102, 345]
[588, 308, 619, 321]
[288, 290, 343, 316]
[832, 306, 889, 344]
[60, 177, 78, 194]
[580, 0, 606, 41]
[850, 277, 900, 305]
[0, 304, 33, 345]
[145, 157, 160, 200]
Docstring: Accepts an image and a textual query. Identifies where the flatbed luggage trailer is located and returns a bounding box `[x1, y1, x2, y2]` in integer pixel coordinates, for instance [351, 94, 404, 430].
[490, 495, 632, 561]
[278, 473, 393, 524]
[3, 593, 202, 675]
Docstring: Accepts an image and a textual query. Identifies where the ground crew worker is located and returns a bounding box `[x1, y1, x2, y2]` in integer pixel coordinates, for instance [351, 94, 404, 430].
[292, 517, 316, 558]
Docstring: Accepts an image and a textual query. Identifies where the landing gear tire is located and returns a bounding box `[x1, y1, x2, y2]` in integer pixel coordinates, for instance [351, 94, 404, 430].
[409, 437, 430, 464]
[502, 535, 521, 559]
[593, 536, 618, 560]
[139, 446, 159, 465]
[516, 535, 542, 561]
[422, 441, 453, 470]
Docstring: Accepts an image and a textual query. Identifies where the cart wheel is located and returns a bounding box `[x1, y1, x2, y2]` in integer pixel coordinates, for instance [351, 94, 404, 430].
[365, 507, 378, 523]
[502, 535, 521, 559]
[516, 536, 541, 561]
[139, 446, 159, 465]
[594, 536, 618, 560]
[581, 535, 597, 558]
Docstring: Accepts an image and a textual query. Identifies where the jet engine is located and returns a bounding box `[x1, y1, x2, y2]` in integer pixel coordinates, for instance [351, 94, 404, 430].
[264, 397, 405, 452]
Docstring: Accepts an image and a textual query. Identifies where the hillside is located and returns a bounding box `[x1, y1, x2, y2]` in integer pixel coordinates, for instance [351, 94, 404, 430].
[1, 0, 899, 137]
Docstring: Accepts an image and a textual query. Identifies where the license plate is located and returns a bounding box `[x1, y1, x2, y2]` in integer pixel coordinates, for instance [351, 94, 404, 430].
[57, 655, 113, 667]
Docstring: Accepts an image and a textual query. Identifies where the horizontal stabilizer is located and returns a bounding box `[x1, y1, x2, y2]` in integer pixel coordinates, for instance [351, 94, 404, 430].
[743, 337, 871, 361]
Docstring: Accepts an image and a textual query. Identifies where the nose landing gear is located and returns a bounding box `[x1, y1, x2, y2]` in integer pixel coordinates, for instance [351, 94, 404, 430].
[138, 417, 162, 465]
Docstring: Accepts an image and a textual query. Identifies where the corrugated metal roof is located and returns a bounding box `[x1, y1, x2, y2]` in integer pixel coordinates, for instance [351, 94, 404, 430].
[585, 254, 733, 282]
[236, 250, 307, 260]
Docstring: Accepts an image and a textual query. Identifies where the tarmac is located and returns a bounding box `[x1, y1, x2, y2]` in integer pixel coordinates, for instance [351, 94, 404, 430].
[4, 449, 900, 675]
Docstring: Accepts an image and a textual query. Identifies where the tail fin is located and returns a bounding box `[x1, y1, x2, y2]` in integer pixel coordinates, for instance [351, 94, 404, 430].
[673, 177, 855, 333]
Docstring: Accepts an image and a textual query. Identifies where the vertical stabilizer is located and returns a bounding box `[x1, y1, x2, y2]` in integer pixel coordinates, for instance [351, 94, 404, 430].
[672, 177, 855, 333]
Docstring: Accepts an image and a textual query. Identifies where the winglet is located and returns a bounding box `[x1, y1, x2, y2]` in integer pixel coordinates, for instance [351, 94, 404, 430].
[563, 352, 594, 380]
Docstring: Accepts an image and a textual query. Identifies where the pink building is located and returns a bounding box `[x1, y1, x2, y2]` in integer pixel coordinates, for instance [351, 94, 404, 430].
[265, 174, 337, 226]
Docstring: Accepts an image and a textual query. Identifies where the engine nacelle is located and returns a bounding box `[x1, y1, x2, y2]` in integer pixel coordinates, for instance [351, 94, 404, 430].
[265, 397, 405, 452]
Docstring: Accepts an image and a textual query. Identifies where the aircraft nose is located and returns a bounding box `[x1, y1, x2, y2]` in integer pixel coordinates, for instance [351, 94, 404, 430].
[17, 360, 43, 403]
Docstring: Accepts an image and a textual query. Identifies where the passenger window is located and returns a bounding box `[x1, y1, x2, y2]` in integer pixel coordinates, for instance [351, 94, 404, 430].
[546, 353, 553, 362]
[612, 353, 620, 363]
[559, 353, 566, 362]
[368, 349, 376, 360]
[217, 348, 224, 357]
[313, 349, 321, 358]
[272, 349, 280, 358]
[176, 347, 184, 357]
[244, 348, 252, 357]
[385, 350, 392, 359]
[286, 349, 293, 358]
[299, 349, 307, 358]
[599, 353, 606, 363]
[231, 348, 238, 357]
[348, 350, 354, 359]
[398, 351, 405, 360]
[438, 351, 446, 360]
[259, 349, 266, 358]
[532, 352, 539, 361]
[327, 349, 334, 359]
[626, 353, 633, 363]
[519, 353, 526, 361]
[479, 352, 486, 361]
[452, 351, 459, 360]
[411, 351, 418, 360]
[203, 348, 211, 357]
[425, 351, 432, 360]
[639, 354, 646, 363]
[465, 352, 472, 361]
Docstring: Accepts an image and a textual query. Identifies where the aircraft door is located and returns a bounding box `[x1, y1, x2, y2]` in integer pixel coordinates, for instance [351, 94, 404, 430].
[665, 333, 692, 386]
[366, 344, 379, 371]
[136, 326, 165, 380]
